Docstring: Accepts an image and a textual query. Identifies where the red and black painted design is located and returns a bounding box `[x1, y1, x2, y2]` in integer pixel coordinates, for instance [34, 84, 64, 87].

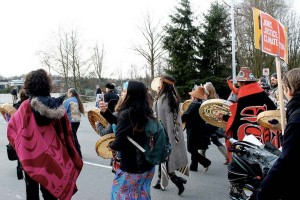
[236, 105, 281, 148]
[225, 82, 279, 160]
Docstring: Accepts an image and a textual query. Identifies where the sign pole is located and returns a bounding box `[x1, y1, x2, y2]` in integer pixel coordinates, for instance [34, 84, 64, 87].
[275, 56, 286, 134]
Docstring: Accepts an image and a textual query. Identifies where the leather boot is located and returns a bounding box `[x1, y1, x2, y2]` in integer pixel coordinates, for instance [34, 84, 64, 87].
[218, 146, 229, 165]
[152, 179, 161, 190]
[170, 175, 187, 195]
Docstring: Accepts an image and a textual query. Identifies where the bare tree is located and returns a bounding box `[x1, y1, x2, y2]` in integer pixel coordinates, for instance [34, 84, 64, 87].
[116, 66, 123, 84]
[155, 57, 168, 76]
[233, 0, 299, 77]
[39, 28, 70, 89]
[92, 43, 105, 83]
[39, 28, 92, 93]
[285, 11, 300, 70]
[129, 64, 141, 79]
[132, 12, 166, 80]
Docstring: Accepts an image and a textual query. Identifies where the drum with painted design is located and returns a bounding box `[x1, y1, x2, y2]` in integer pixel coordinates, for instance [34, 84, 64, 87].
[199, 99, 232, 129]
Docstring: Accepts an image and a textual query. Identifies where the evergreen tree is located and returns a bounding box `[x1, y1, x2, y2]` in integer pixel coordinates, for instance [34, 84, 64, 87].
[162, 0, 200, 99]
[198, 1, 232, 99]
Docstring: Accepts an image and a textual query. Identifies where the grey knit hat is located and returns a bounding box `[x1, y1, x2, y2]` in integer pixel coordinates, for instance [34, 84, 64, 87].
[271, 73, 277, 79]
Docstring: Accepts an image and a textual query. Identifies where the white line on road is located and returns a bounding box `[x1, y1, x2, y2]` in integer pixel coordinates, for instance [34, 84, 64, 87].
[83, 161, 112, 169]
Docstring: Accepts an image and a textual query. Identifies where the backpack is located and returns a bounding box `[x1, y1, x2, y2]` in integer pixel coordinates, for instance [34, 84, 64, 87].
[143, 119, 172, 165]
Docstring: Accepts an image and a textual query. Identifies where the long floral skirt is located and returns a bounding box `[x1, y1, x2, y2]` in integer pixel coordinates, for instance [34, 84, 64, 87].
[111, 167, 155, 200]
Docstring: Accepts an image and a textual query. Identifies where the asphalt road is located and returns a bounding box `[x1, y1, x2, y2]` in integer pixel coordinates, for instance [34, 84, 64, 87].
[0, 114, 231, 200]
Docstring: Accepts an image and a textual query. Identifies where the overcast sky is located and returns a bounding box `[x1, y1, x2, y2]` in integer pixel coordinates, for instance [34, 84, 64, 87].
[0, 0, 298, 79]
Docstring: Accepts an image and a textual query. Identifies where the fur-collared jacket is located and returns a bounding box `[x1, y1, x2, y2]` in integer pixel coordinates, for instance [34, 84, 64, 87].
[7, 96, 83, 200]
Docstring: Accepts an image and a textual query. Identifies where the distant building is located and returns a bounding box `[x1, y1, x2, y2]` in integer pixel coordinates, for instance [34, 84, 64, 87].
[9, 79, 24, 91]
[0, 80, 9, 90]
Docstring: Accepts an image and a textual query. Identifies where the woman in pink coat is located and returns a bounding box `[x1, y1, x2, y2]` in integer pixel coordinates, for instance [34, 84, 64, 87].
[7, 69, 83, 200]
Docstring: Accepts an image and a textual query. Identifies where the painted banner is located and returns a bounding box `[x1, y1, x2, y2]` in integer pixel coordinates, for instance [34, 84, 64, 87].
[253, 7, 288, 63]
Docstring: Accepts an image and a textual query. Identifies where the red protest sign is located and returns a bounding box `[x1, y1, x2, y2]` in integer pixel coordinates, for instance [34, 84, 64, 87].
[253, 8, 288, 63]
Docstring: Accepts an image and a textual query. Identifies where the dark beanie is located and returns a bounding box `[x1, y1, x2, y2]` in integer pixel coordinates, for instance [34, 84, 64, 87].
[271, 73, 277, 79]
[105, 83, 115, 90]
[259, 77, 267, 84]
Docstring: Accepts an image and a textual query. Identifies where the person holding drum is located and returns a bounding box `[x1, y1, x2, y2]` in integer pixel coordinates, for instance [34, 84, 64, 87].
[96, 83, 130, 174]
[257, 68, 300, 200]
[99, 80, 155, 200]
[181, 86, 212, 172]
[204, 82, 229, 165]
[219, 67, 277, 161]
[96, 82, 128, 137]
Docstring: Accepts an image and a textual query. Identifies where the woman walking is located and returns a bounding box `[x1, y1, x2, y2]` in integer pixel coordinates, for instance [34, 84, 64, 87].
[7, 69, 83, 200]
[63, 88, 85, 158]
[99, 80, 155, 200]
[181, 86, 212, 172]
[152, 75, 189, 195]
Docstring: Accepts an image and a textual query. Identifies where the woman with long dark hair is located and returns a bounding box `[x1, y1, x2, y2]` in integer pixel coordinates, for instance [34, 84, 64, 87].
[99, 80, 155, 200]
[63, 88, 85, 158]
[152, 75, 189, 195]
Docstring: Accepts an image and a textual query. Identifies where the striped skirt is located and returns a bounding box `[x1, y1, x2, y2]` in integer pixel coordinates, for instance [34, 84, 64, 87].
[111, 167, 155, 200]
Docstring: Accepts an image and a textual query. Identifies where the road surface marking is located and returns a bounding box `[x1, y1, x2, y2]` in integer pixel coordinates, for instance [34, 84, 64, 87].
[83, 161, 112, 169]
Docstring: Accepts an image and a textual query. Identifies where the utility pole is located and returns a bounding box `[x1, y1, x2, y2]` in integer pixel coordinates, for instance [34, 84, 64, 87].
[231, 0, 236, 83]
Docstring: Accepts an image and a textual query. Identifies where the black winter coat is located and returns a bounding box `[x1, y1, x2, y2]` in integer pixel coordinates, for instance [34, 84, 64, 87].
[181, 100, 210, 151]
[102, 109, 154, 174]
[104, 91, 119, 112]
[257, 92, 300, 200]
